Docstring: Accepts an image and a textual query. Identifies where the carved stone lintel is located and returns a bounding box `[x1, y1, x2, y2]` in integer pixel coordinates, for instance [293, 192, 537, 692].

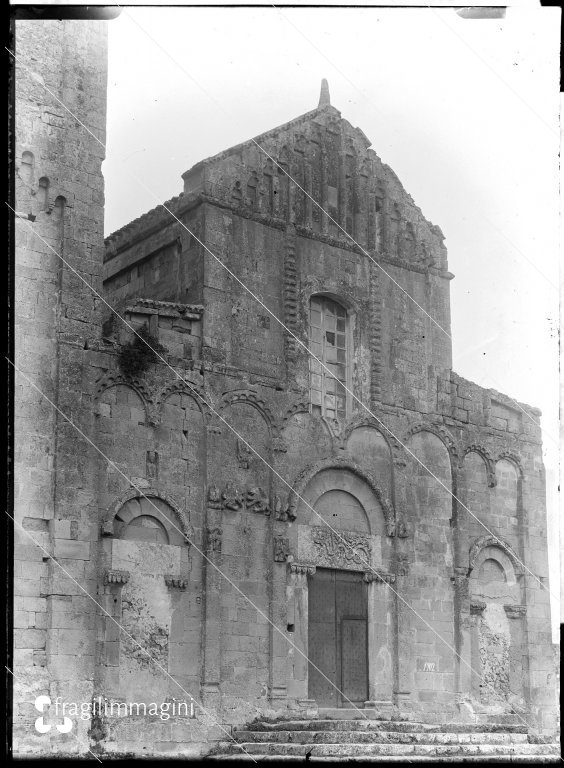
[104, 569, 130, 585]
[470, 600, 487, 615]
[363, 570, 396, 584]
[504, 604, 526, 619]
[311, 526, 371, 570]
[274, 536, 290, 563]
[164, 575, 188, 590]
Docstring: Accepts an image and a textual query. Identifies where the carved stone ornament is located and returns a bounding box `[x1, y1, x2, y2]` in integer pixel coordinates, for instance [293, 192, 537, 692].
[207, 527, 222, 554]
[386, 521, 396, 537]
[363, 570, 396, 584]
[237, 439, 252, 469]
[104, 569, 130, 585]
[470, 600, 487, 615]
[222, 482, 243, 511]
[276, 499, 297, 522]
[207, 485, 222, 509]
[504, 604, 526, 619]
[288, 563, 316, 577]
[273, 537, 290, 563]
[246, 486, 270, 516]
[164, 575, 188, 590]
[311, 526, 371, 570]
[397, 520, 409, 538]
[394, 553, 410, 577]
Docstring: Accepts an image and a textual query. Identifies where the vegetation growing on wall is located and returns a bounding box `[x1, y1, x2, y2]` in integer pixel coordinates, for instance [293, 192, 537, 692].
[118, 324, 167, 377]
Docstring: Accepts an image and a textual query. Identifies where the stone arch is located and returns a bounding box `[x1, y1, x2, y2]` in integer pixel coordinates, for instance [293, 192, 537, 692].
[103, 487, 193, 546]
[155, 379, 211, 419]
[462, 445, 496, 488]
[343, 416, 394, 455]
[220, 389, 278, 438]
[95, 371, 152, 412]
[287, 457, 394, 532]
[469, 535, 524, 578]
[404, 421, 459, 465]
[495, 451, 525, 479]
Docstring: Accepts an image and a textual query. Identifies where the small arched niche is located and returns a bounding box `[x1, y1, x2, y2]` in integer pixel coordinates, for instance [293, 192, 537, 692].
[114, 496, 186, 546]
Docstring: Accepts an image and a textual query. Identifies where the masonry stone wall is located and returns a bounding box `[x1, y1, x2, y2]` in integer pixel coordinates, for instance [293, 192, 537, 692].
[14, 20, 558, 757]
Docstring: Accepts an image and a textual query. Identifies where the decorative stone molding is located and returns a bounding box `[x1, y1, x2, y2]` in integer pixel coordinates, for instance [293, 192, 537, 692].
[468, 535, 524, 577]
[286, 457, 394, 529]
[164, 575, 188, 590]
[495, 450, 525, 479]
[103, 487, 194, 545]
[310, 526, 371, 570]
[104, 569, 130, 585]
[281, 401, 309, 429]
[220, 388, 278, 437]
[404, 421, 460, 462]
[126, 298, 204, 320]
[94, 371, 152, 410]
[288, 562, 316, 577]
[504, 604, 527, 619]
[461, 444, 497, 488]
[283, 225, 299, 366]
[470, 600, 486, 615]
[273, 537, 290, 563]
[363, 569, 396, 584]
[154, 379, 211, 419]
[369, 260, 383, 405]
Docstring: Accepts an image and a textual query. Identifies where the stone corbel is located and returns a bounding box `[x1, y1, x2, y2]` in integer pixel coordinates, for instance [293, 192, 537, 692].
[104, 569, 130, 585]
[504, 604, 526, 619]
[164, 575, 188, 590]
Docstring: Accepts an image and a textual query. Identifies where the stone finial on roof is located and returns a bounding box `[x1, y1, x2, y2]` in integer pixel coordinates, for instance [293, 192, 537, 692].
[318, 79, 331, 108]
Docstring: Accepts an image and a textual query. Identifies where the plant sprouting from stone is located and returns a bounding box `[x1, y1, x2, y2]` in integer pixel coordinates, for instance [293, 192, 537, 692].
[118, 323, 167, 378]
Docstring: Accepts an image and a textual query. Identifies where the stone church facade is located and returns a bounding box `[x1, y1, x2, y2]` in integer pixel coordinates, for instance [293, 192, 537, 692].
[13, 18, 557, 757]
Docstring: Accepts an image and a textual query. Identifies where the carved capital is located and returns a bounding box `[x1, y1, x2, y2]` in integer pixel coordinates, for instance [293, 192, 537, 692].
[363, 570, 396, 584]
[504, 604, 526, 619]
[288, 562, 316, 578]
[104, 569, 130, 585]
[470, 600, 486, 615]
[164, 575, 188, 590]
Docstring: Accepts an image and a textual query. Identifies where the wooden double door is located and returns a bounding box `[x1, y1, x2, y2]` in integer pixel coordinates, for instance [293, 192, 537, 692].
[308, 568, 368, 707]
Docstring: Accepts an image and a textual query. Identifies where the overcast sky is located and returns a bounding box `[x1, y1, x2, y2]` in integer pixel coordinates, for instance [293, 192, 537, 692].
[102, 6, 560, 637]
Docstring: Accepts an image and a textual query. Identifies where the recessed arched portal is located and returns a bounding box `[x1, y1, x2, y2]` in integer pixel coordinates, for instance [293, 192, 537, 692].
[288, 465, 395, 710]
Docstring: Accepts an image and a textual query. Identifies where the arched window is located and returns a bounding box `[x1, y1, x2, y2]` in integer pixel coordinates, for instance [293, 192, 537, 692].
[309, 296, 349, 421]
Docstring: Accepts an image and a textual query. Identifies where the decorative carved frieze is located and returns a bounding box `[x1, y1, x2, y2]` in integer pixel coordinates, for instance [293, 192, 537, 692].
[222, 482, 244, 511]
[164, 575, 188, 590]
[246, 487, 270, 515]
[311, 526, 371, 570]
[363, 570, 396, 584]
[104, 569, 130, 585]
[504, 604, 526, 619]
[207, 486, 222, 510]
[273, 537, 290, 563]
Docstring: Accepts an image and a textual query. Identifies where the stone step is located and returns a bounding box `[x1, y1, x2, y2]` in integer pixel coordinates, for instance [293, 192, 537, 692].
[243, 719, 529, 734]
[226, 742, 560, 758]
[210, 755, 560, 763]
[232, 729, 530, 745]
